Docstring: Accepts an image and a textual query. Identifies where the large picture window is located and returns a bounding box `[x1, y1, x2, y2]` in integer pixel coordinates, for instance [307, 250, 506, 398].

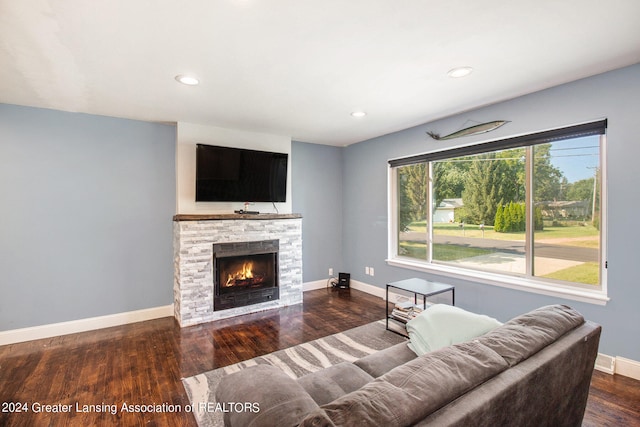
[389, 121, 607, 302]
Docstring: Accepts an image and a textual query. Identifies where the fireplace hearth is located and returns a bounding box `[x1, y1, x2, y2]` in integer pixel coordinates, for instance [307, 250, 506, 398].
[213, 240, 279, 311]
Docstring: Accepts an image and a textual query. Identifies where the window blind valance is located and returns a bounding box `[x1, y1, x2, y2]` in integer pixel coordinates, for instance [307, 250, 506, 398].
[388, 119, 607, 167]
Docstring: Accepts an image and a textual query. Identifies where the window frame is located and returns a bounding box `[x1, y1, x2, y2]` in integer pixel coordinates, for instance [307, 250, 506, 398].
[387, 121, 609, 305]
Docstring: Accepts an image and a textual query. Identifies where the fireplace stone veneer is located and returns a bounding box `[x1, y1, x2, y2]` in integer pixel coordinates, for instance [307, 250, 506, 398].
[173, 214, 302, 327]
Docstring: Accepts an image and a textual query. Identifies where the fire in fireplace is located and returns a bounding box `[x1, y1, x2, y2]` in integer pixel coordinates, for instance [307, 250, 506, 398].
[213, 240, 279, 311]
[225, 260, 259, 287]
[219, 253, 275, 290]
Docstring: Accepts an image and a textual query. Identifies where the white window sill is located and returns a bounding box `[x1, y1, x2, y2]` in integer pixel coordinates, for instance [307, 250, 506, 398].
[386, 257, 609, 306]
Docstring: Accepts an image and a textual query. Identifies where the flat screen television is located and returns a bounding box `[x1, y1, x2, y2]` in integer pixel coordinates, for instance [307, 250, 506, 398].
[195, 144, 288, 202]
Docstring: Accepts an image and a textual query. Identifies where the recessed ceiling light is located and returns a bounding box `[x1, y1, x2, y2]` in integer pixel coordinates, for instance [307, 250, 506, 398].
[351, 111, 366, 117]
[447, 67, 473, 78]
[175, 74, 200, 85]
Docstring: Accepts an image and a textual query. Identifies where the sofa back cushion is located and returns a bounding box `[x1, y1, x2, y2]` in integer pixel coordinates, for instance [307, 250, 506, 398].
[476, 304, 585, 366]
[354, 341, 417, 378]
[300, 340, 508, 427]
[215, 364, 319, 427]
[296, 362, 374, 406]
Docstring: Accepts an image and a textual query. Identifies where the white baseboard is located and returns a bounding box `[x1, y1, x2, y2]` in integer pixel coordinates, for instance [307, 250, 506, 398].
[595, 353, 640, 380]
[304, 279, 402, 300]
[0, 305, 174, 346]
[306, 279, 439, 303]
[303, 279, 330, 291]
[611, 356, 640, 380]
[349, 279, 385, 297]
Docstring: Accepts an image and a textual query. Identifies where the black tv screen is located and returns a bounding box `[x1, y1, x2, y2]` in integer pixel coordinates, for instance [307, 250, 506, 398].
[195, 144, 288, 202]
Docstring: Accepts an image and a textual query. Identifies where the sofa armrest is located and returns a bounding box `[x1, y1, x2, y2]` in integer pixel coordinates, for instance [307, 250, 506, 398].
[215, 364, 319, 427]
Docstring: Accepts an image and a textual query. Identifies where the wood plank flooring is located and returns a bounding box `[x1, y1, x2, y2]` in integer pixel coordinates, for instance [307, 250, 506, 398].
[1, 288, 638, 426]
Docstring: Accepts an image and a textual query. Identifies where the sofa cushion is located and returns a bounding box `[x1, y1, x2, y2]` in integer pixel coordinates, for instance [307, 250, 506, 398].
[354, 341, 417, 378]
[215, 364, 319, 427]
[406, 304, 503, 355]
[296, 362, 374, 406]
[476, 304, 585, 366]
[299, 340, 508, 427]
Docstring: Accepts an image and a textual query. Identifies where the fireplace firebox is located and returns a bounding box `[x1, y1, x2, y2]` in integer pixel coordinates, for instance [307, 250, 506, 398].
[213, 240, 279, 311]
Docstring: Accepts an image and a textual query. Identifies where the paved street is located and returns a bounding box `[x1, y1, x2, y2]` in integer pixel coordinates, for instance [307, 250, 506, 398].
[401, 232, 598, 263]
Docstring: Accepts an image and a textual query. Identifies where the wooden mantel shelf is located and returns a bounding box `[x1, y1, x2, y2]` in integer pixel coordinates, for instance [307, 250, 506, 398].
[173, 213, 302, 221]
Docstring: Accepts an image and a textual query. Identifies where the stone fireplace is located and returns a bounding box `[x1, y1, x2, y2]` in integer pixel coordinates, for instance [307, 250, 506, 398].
[172, 214, 302, 327]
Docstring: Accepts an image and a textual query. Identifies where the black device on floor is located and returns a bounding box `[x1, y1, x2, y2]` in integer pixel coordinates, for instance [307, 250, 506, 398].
[337, 272, 350, 289]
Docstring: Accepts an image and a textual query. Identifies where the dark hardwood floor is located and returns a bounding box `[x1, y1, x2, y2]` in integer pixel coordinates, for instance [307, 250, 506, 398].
[1, 288, 638, 426]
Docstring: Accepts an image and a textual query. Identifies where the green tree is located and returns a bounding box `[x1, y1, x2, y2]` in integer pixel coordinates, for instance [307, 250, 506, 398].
[534, 205, 544, 231]
[566, 177, 595, 205]
[461, 153, 521, 225]
[432, 160, 469, 208]
[496, 148, 526, 202]
[494, 203, 504, 232]
[462, 155, 496, 225]
[398, 164, 426, 231]
[503, 202, 513, 231]
[510, 202, 521, 231]
[533, 144, 564, 202]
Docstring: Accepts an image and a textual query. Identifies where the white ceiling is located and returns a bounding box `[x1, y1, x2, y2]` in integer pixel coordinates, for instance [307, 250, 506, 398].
[1, 0, 639, 146]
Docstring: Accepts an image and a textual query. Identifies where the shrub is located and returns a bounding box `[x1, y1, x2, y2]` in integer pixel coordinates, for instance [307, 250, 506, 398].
[494, 202, 536, 232]
[534, 206, 544, 231]
[494, 204, 504, 231]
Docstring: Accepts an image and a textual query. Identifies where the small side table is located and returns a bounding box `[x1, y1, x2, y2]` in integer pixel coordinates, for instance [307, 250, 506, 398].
[386, 278, 455, 337]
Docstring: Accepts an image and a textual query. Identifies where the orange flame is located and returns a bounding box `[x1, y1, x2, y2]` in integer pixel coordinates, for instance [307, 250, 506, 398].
[225, 262, 254, 287]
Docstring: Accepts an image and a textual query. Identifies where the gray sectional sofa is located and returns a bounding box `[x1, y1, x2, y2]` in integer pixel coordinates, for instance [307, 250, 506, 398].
[216, 305, 601, 427]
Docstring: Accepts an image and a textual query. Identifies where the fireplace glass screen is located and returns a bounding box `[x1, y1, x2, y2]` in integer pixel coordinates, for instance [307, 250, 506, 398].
[212, 239, 280, 311]
[217, 253, 277, 293]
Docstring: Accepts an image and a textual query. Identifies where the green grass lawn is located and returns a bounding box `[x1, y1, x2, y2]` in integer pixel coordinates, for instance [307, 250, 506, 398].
[407, 221, 599, 247]
[540, 262, 599, 285]
[434, 244, 493, 261]
[398, 241, 427, 259]
[399, 242, 492, 261]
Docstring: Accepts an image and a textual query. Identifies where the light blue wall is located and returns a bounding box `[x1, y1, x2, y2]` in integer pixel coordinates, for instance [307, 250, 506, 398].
[0, 104, 176, 331]
[292, 141, 343, 281]
[341, 64, 640, 361]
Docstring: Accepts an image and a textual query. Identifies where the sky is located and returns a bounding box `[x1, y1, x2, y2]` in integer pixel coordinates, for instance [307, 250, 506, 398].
[549, 135, 600, 183]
